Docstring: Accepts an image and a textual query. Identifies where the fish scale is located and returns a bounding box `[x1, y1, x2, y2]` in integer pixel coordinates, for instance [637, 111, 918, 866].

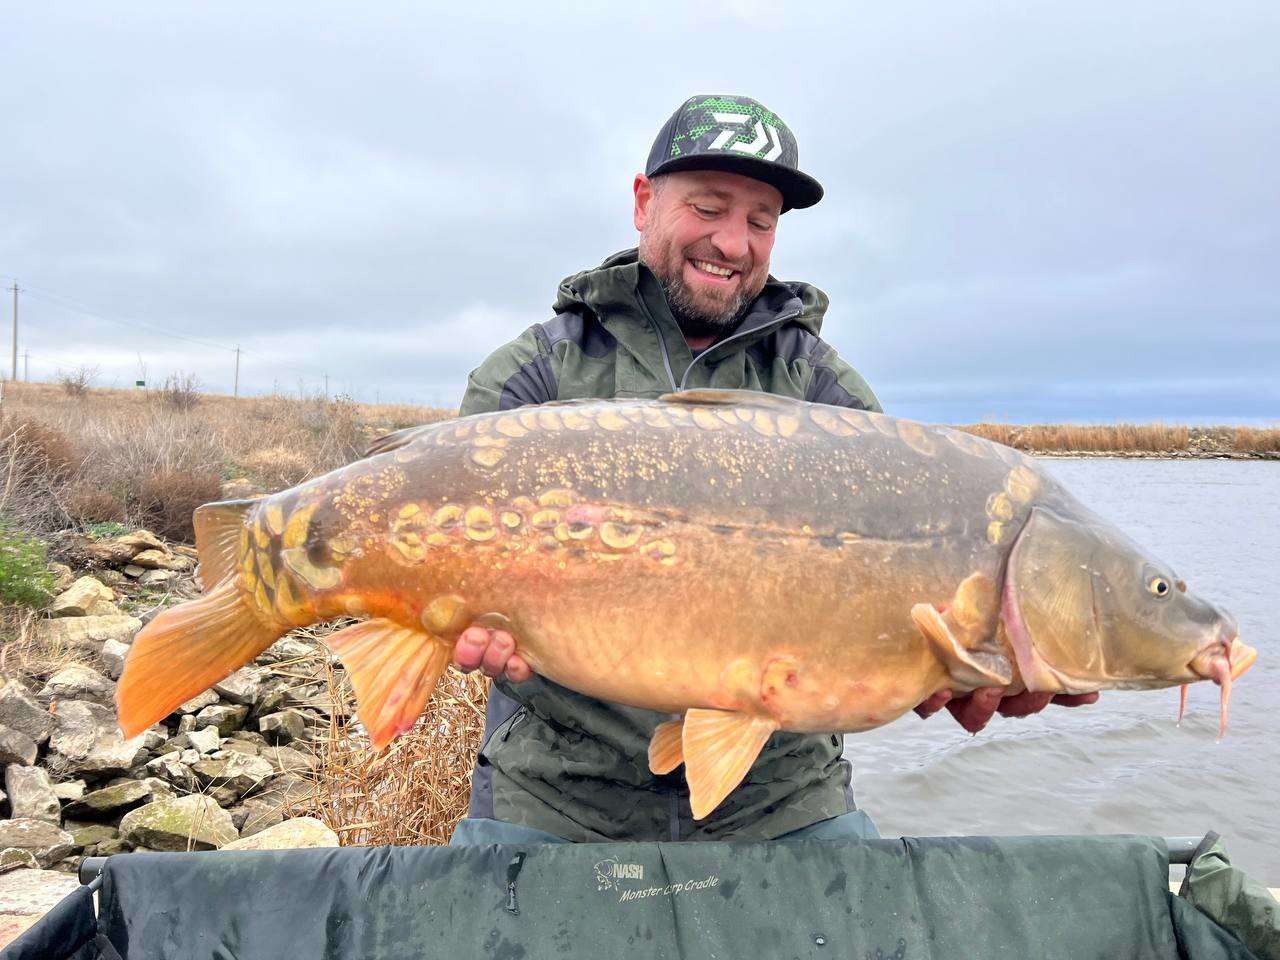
[117, 389, 1257, 820]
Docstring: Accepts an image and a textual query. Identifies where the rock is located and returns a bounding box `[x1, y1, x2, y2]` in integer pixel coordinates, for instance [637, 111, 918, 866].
[69, 823, 118, 847]
[258, 709, 308, 744]
[0, 820, 75, 867]
[118, 796, 237, 851]
[220, 740, 262, 757]
[195, 703, 247, 736]
[47, 562, 75, 591]
[4, 767, 60, 822]
[257, 637, 319, 664]
[81, 539, 137, 565]
[0, 848, 40, 870]
[0, 868, 80, 929]
[144, 752, 199, 791]
[52, 779, 86, 802]
[40, 664, 116, 707]
[175, 715, 198, 736]
[255, 772, 311, 810]
[47, 701, 149, 778]
[34, 615, 141, 653]
[192, 754, 274, 803]
[92, 837, 129, 856]
[122, 564, 146, 578]
[0, 726, 37, 766]
[188, 725, 223, 755]
[260, 745, 315, 774]
[0, 682, 54, 745]
[47, 576, 118, 618]
[222, 817, 337, 851]
[95, 569, 128, 587]
[113, 530, 168, 554]
[130, 549, 191, 571]
[228, 798, 283, 837]
[229, 730, 269, 749]
[220, 478, 256, 499]
[173, 544, 199, 559]
[173, 689, 219, 715]
[65, 778, 172, 819]
[138, 569, 177, 586]
[213, 667, 270, 707]
[99, 638, 131, 679]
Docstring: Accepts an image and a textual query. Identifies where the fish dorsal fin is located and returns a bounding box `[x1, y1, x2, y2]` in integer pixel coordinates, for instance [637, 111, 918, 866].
[193, 500, 255, 590]
[912, 572, 1012, 689]
[326, 618, 453, 749]
[681, 708, 779, 820]
[659, 388, 801, 411]
[648, 718, 685, 775]
[365, 424, 437, 459]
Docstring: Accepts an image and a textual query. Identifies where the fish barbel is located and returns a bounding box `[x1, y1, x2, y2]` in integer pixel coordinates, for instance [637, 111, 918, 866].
[117, 390, 1257, 819]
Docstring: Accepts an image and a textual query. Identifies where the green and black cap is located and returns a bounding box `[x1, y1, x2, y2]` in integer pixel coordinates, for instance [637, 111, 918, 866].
[646, 94, 823, 213]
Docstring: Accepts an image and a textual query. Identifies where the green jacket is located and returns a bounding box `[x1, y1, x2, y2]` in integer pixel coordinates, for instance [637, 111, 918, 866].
[460, 249, 881, 842]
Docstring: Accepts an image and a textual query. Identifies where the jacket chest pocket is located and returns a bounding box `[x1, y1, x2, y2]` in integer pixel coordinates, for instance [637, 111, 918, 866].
[614, 345, 673, 397]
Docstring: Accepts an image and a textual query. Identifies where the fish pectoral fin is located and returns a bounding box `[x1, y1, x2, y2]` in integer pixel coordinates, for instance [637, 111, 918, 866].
[648, 719, 685, 774]
[193, 499, 255, 590]
[681, 708, 779, 821]
[911, 603, 1013, 688]
[326, 618, 452, 750]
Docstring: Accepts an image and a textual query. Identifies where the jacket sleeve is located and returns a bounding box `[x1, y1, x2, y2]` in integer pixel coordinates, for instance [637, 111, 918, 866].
[805, 342, 883, 413]
[458, 325, 558, 416]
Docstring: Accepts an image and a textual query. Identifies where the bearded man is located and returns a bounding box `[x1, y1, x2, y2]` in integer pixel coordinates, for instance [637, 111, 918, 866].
[446, 95, 1096, 846]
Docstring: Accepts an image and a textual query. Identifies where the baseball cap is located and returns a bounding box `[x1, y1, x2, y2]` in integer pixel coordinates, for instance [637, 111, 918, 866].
[645, 94, 824, 213]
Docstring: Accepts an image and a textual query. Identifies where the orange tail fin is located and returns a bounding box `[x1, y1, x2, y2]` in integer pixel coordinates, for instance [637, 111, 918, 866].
[116, 580, 281, 737]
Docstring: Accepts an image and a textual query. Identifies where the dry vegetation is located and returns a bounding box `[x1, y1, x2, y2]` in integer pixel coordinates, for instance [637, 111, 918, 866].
[959, 422, 1280, 456]
[0, 380, 452, 541]
[293, 648, 489, 846]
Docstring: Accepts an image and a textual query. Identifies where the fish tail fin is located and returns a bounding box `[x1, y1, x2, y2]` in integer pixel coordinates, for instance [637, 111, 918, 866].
[117, 579, 282, 737]
[648, 718, 685, 775]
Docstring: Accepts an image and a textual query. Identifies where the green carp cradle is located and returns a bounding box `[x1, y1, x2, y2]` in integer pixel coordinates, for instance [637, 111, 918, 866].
[117, 390, 1257, 819]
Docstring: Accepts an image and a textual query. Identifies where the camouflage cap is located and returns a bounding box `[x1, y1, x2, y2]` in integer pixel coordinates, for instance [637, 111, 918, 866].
[646, 94, 823, 213]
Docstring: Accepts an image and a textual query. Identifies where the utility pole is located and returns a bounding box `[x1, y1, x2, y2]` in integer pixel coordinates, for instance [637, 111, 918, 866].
[23, 352, 28, 381]
[324, 373, 329, 398]
[9, 283, 17, 383]
[233, 346, 241, 398]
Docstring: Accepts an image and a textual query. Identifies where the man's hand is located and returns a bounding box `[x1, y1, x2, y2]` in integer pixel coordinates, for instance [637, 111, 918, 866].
[914, 687, 1100, 734]
[452, 625, 533, 682]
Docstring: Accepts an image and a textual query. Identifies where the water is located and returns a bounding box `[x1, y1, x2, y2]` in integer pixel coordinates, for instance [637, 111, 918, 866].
[847, 458, 1279, 880]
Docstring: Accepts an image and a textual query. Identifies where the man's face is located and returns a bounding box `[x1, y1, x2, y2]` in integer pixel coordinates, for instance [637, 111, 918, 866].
[634, 169, 782, 339]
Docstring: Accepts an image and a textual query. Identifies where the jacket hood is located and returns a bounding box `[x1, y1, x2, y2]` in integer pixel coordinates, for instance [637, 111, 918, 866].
[552, 248, 830, 338]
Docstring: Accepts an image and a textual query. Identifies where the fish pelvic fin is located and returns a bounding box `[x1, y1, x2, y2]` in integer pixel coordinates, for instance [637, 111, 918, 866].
[912, 573, 1012, 689]
[648, 718, 685, 775]
[681, 708, 778, 821]
[117, 579, 282, 738]
[193, 499, 255, 590]
[326, 618, 452, 750]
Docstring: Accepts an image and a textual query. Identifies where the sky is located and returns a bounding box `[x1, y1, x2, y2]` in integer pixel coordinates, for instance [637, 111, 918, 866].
[1, 1, 1276, 422]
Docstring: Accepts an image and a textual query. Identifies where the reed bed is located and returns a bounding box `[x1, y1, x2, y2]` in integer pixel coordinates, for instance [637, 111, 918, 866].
[958, 422, 1279, 455]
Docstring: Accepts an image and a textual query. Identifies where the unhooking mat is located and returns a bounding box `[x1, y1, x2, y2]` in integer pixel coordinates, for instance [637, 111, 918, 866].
[3, 835, 1267, 959]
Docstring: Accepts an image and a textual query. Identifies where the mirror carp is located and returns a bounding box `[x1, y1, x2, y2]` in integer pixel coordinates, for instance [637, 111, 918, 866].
[117, 390, 1257, 819]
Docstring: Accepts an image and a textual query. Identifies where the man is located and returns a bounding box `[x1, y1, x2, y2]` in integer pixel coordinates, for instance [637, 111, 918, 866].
[447, 95, 1096, 845]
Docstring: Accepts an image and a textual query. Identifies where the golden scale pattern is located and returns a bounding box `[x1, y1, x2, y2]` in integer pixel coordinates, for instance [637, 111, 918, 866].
[239, 402, 1045, 608]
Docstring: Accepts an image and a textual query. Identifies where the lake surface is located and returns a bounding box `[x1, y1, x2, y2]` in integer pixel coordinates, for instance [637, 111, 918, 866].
[848, 458, 1278, 880]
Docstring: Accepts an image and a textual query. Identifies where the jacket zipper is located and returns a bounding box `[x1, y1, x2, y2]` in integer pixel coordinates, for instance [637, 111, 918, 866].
[677, 308, 801, 390]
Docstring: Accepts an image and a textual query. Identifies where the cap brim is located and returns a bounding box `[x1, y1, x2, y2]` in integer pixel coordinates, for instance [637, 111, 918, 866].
[647, 154, 823, 213]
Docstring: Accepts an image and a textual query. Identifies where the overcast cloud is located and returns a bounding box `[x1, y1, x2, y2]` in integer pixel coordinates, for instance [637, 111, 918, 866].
[2, 1, 1276, 422]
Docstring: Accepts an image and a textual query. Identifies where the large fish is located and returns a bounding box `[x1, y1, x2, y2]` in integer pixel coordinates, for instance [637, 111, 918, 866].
[117, 390, 1257, 819]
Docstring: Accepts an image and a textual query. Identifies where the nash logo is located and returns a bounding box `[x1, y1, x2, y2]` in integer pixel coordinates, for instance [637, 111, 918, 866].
[707, 112, 784, 161]
[594, 857, 645, 891]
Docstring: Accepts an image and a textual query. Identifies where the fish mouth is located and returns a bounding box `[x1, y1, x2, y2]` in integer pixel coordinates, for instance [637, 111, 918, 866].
[1183, 633, 1257, 737]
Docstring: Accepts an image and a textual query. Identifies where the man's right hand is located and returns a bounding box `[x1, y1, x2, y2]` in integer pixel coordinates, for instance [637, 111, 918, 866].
[452, 625, 533, 682]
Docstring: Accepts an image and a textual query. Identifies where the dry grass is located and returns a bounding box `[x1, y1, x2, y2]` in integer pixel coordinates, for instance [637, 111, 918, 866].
[0, 382, 453, 541]
[294, 645, 488, 846]
[958, 422, 1279, 454]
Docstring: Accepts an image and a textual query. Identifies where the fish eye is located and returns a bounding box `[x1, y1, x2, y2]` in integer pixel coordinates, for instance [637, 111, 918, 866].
[1148, 576, 1172, 598]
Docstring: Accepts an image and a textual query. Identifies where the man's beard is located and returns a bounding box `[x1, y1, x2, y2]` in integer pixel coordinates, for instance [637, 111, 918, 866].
[657, 269, 752, 340]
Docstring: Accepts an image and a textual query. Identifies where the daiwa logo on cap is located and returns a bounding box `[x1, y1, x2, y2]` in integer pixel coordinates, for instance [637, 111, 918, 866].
[708, 112, 784, 161]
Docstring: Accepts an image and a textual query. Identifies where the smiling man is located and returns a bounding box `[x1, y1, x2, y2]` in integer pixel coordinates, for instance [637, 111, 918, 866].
[447, 95, 1095, 846]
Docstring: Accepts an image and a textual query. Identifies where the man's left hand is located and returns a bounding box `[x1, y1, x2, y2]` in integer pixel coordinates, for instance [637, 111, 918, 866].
[914, 687, 1100, 734]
